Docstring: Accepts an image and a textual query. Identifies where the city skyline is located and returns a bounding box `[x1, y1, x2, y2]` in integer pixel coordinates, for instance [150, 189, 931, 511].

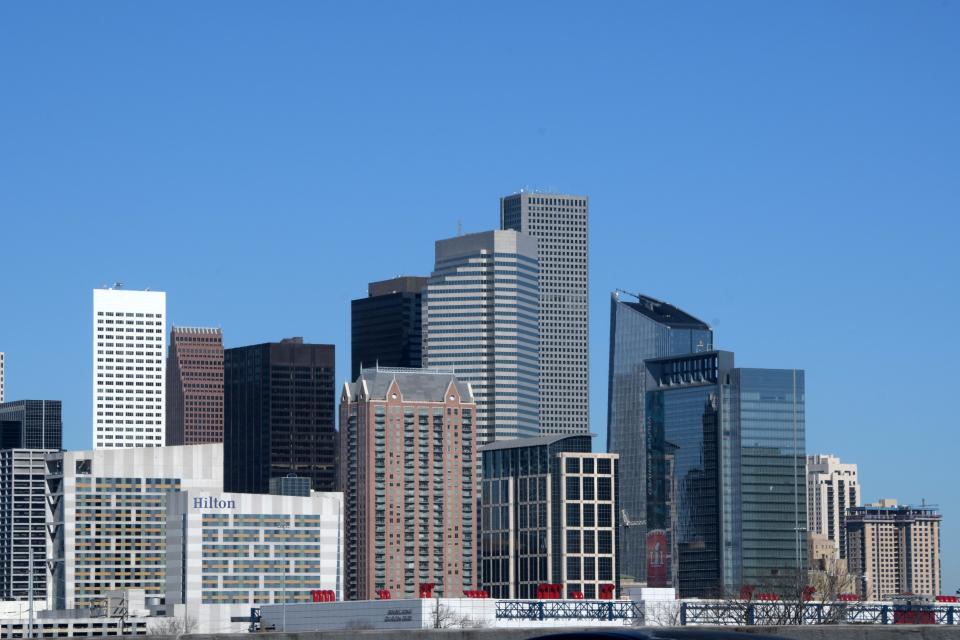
[1, 2, 956, 593]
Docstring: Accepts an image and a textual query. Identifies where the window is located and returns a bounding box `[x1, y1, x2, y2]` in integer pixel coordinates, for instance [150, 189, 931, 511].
[598, 504, 612, 527]
[566, 457, 579, 474]
[566, 477, 580, 500]
[566, 504, 580, 527]
[598, 477, 612, 501]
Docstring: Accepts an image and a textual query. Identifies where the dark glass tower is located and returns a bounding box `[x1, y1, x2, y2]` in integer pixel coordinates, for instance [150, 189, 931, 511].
[645, 352, 807, 597]
[351, 276, 427, 380]
[0, 400, 62, 449]
[606, 291, 712, 584]
[224, 338, 336, 493]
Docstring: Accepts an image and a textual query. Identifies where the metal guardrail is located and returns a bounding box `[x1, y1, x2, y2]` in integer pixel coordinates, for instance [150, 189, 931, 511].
[680, 601, 959, 626]
[496, 599, 644, 623]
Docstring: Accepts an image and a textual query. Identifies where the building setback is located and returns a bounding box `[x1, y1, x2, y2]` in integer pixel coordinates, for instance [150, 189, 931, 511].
[351, 276, 428, 380]
[807, 454, 860, 562]
[224, 338, 336, 494]
[846, 500, 941, 600]
[166, 327, 224, 445]
[479, 434, 619, 600]
[422, 230, 539, 445]
[45, 444, 224, 610]
[501, 192, 589, 437]
[605, 291, 712, 584]
[92, 288, 166, 448]
[645, 352, 807, 597]
[339, 367, 478, 600]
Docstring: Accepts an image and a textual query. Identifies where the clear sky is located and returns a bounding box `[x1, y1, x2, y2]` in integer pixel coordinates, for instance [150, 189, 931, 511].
[1, 2, 957, 592]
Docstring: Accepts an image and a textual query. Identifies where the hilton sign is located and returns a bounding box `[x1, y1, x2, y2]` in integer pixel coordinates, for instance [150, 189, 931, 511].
[193, 496, 237, 509]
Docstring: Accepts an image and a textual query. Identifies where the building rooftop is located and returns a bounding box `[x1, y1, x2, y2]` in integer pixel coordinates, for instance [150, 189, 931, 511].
[479, 433, 596, 452]
[345, 366, 473, 403]
[614, 290, 711, 330]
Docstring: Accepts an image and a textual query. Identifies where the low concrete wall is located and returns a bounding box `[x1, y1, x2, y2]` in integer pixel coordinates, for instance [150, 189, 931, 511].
[177, 626, 960, 640]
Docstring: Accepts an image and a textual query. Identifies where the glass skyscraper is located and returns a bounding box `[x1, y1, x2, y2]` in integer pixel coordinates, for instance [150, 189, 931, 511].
[606, 291, 712, 584]
[645, 352, 807, 597]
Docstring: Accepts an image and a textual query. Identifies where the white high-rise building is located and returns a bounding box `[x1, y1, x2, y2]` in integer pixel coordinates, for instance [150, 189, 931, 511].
[423, 230, 539, 445]
[501, 192, 589, 436]
[807, 453, 860, 561]
[92, 287, 166, 448]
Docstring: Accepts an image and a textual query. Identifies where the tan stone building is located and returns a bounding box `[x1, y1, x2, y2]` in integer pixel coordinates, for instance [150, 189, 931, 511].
[339, 366, 478, 600]
[846, 499, 941, 600]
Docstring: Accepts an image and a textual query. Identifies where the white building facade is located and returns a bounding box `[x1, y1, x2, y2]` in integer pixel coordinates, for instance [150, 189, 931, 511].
[807, 453, 860, 561]
[46, 444, 223, 610]
[164, 490, 343, 633]
[93, 288, 166, 448]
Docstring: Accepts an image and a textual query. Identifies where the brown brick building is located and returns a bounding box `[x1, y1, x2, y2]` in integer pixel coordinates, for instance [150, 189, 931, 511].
[339, 366, 477, 600]
[165, 327, 224, 445]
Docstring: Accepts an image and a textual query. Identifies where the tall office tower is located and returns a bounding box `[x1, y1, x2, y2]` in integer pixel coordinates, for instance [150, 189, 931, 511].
[92, 287, 166, 448]
[1, 449, 54, 601]
[166, 327, 224, 445]
[846, 500, 941, 600]
[0, 400, 61, 602]
[645, 352, 807, 597]
[339, 367, 478, 600]
[423, 230, 539, 446]
[501, 192, 588, 436]
[351, 276, 428, 379]
[0, 400, 62, 449]
[606, 291, 712, 584]
[807, 454, 860, 562]
[45, 444, 223, 610]
[224, 338, 336, 493]
[479, 434, 619, 600]
[0, 352, 5, 402]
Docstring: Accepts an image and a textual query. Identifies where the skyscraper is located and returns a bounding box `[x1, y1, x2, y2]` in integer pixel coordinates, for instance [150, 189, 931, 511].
[645, 352, 807, 597]
[501, 192, 588, 436]
[479, 434, 619, 600]
[846, 500, 941, 600]
[339, 367, 478, 600]
[166, 326, 224, 445]
[422, 230, 539, 445]
[92, 287, 166, 448]
[807, 454, 860, 562]
[0, 400, 62, 449]
[223, 338, 336, 493]
[606, 291, 712, 584]
[351, 276, 427, 379]
[0, 399, 60, 602]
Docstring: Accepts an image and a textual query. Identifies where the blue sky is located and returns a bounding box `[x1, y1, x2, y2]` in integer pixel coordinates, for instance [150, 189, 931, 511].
[1, 2, 958, 592]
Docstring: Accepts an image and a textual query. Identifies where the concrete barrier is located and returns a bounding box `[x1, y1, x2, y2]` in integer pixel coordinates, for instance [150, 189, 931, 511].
[174, 625, 960, 640]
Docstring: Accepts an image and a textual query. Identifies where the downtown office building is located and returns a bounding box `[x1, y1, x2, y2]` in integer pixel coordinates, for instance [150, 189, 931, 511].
[0, 399, 62, 602]
[605, 291, 712, 584]
[644, 351, 807, 598]
[339, 367, 478, 600]
[351, 276, 428, 380]
[165, 326, 224, 445]
[501, 192, 589, 436]
[479, 434, 619, 600]
[224, 338, 337, 493]
[807, 454, 860, 563]
[92, 287, 166, 448]
[422, 230, 539, 445]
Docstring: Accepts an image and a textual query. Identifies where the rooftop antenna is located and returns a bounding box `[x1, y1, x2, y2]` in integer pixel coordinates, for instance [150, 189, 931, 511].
[113, 281, 124, 289]
[457, 220, 463, 236]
